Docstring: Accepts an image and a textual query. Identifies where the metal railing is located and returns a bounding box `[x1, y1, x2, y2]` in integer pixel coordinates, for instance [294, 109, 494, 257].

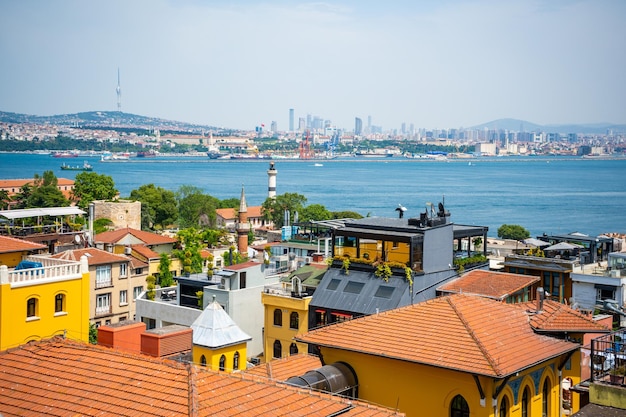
[591, 329, 626, 386]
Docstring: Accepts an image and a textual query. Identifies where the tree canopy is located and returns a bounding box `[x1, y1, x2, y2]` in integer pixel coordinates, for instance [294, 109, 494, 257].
[261, 192, 307, 229]
[16, 171, 69, 208]
[497, 224, 530, 241]
[130, 184, 178, 230]
[72, 172, 118, 210]
[175, 185, 221, 229]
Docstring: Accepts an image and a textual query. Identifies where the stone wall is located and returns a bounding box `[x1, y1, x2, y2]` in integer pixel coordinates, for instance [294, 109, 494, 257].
[93, 200, 141, 230]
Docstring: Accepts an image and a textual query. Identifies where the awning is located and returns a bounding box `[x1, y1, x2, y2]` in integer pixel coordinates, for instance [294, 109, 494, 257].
[331, 312, 352, 318]
[0, 207, 85, 220]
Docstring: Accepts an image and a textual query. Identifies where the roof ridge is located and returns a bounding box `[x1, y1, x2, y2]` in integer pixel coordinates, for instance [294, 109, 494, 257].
[187, 363, 198, 417]
[447, 296, 503, 375]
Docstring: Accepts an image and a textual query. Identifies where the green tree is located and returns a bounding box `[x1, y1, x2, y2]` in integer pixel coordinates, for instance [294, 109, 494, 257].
[130, 184, 178, 230]
[219, 197, 240, 208]
[222, 246, 247, 266]
[24, 171, 68, 208]
[300, 203, 332, 222]
[158, 253, 174, 287]
[497, 224, 530, 241]
[11, 183, 33, 209]
[93, 218, 114, 234]
[0, 189, 10, 210]
[72, 172, 118, 210]
[200, 228, 228, 248]
[176, 228, 204, 274]
[176, 185, 220, 229]
[89, 323, 98, 344]
[261, 192, 307, 229]
[331, 210, 363, 219]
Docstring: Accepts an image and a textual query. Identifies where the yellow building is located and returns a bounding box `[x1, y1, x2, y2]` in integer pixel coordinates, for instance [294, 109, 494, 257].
[296, 294, 582, 417]
[0, 254, 90, 351]
[261, 264, 327, 361]
[191, 296, 251, 373]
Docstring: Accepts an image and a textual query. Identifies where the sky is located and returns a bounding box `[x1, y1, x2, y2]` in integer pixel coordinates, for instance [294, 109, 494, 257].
[1, 0, 625, 131]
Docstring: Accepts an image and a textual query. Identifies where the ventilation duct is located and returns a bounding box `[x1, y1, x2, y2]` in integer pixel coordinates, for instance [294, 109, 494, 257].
[285, 362, 357, 397]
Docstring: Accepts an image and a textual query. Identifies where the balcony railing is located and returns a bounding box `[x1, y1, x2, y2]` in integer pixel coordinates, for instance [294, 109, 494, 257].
[1, 255, 84, 287]
[590, 329, 626, 387]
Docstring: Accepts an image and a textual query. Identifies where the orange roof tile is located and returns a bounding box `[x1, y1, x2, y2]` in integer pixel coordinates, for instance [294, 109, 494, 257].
[296, 294, 579, 378]
[245, 354, 323, 381]
[224, 260, 261, 271]
[131, 244, 160, 259]
[0, 337, 402, 416]
[51, 247, 129, 266]
[95, 227, 177, 245]
[437, 270, 540, 300]
[0, 235, 47, 253]
[517, 300, 611, 333]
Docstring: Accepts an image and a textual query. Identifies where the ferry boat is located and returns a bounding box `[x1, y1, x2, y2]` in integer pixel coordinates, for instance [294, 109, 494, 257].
[52, 151, 79, 158]
[60, 161, 93, 171]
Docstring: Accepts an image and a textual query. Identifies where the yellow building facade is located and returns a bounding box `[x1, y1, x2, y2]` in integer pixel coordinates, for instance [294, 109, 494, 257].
[192, 343, 247, 372]
[0, 255, 90, 351]
[262, 291, 311, 361]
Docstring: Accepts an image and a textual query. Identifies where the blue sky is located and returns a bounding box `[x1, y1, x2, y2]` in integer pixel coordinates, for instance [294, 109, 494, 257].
[1, 0, 624, 131]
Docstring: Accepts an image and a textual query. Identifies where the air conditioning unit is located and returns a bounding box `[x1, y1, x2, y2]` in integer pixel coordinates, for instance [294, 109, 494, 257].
[304, 256, 313, 264]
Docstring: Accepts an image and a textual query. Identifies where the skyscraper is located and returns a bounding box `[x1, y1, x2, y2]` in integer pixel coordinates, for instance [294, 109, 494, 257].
[355, 117, 363, 136]
[289, 108, 294, 132]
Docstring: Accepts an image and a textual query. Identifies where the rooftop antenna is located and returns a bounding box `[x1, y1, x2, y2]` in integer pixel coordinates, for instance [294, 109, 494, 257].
[395, 204, 407, 219]
[116, 68, 122, 112]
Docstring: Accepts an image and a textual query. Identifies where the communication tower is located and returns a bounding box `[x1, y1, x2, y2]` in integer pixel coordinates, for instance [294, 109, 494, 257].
[116, 68, 122, 112]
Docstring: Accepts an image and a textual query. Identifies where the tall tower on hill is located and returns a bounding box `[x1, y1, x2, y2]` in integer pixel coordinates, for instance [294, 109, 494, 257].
[116, 68, 122, 112]
[236, 186, 249, 255]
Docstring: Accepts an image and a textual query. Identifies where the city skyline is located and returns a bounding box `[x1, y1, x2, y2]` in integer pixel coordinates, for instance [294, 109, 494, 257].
[1, 1, 625, 132]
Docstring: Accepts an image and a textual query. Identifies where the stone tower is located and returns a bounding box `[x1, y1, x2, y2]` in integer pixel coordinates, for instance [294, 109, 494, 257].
[236, 186, 249, 255]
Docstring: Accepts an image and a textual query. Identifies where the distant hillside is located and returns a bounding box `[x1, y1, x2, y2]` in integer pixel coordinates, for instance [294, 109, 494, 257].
[472, 118, 626, 134]
[0, 110, 216, 132]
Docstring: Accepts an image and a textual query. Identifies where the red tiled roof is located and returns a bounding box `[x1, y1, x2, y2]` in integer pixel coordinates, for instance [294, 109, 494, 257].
[51, 248, 129, 266]
[437, 270, 540, 300]
[0, 235, 47, 253]
[517, 300, 611, 333]
[131, 244, 160, 259]
[216, 206, 263, 220]
[0, 337, 402, 416]
[296, 294, 579, 378]
[224, 260, 261, 271]
[244, 354, 323, 381]
[95, 227, 177, 245]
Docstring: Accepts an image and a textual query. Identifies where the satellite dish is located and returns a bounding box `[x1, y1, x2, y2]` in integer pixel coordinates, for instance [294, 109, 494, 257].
[74, 235, 82, 244]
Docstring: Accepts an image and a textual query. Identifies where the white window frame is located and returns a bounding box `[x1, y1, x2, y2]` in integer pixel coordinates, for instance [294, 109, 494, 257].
[120, 290, 128, 306]
[96, 265, 112, 288]
[133, 286, 144, 300]
[119, 263, 128, 278]
[96, 293, 111, 315]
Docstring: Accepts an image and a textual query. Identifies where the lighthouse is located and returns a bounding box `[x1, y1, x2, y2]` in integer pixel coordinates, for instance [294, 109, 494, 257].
[267, 161, 277, 199]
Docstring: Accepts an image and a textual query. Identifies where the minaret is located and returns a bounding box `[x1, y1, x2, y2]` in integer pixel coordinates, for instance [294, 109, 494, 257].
[116, 68, 122, 112]
[267, 161, 277, 199]
[236, 185, 249, 255]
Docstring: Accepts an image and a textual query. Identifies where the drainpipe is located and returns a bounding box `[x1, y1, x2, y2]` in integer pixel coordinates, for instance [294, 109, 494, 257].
[559, 369, 563, 417]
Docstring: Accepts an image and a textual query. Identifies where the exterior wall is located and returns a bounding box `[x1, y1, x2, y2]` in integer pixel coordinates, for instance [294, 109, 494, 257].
[0, 259, 90, 351]
[97, 321, 146, 352]
[0, 250, 29, 268]
[262, 292, 311, 361]
[572, 272, 626, 310]
[93, 200, 141, 230]
[141, 328, 192, 357]
[318, 346, 564, 417]
[135, 295, 202, 329]
[422, 224, 453, 273]
[192, 342, 247, 372]
[589, 382, 626, 409]
[90, 260, 146, 326]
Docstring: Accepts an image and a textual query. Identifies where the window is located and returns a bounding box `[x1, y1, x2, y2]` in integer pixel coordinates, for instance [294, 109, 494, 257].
[96, 265, 112, 288]
[219, 355, 226, 371]
[96, 293, 111, 315]
[273, 309, 282, 326]
[374, 285, 395, 299]
[327, 279, 341, 290]
[273, 340, 282, 358]
[343, 281, 364, 294]
[135, 267, 143, 274]
[27, 297, 38, 319]
[233, 352, 240, 370]
[521, 387, 530, 417]
[289, 312, 299, 330]
[120, 290, 128, 306]
[499, 396, 509, 417]
[596, 285, 616, 301]
[450, 394, 469, 417]
[119, 263, 127, 278]
[542, 379, 550, 417]
[133, 286, 143, 300]
[200, 355, 207, 367]
[289, 343, 298, 355]
[54, 294, 65, 313]
[239, 272, 246, 289]
[315, 310, 327, 327]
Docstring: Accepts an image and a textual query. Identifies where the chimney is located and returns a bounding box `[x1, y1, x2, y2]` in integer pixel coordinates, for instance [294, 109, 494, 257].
[536, 287, 545, 312]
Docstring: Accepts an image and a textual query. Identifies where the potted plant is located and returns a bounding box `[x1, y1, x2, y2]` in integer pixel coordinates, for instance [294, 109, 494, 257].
[609, 365, 626, 385]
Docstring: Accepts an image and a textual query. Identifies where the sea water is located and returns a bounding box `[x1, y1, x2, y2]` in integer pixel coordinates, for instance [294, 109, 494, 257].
[1, 153, 625, 238]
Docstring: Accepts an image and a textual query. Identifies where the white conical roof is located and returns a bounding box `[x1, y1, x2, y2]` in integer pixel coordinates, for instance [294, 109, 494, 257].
[191, 296, 251, 348]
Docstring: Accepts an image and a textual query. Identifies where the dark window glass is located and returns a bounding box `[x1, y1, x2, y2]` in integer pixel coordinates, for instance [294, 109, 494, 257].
[374, 285, 395, 299]
[273, 309, 282, 326]
[27, 298, 37, 317]
[343, 281, 364, 294]
[327, 279, 341, 290]
[290, 343, 298, 354]
[219, 355, 226, 371]
[55, 294, 64, 313]
[273, 340, 282, 359]
[450, 394, 469, 417]
[289, 312, 299, 329]
[233, 352, 239, 370]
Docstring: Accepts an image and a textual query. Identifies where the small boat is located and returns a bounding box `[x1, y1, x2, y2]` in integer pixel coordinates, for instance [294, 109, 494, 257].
[60, 161, 93, 171]
[314, 163, 323, 167]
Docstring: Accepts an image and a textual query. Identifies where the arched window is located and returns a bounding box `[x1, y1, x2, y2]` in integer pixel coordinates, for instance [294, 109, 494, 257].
[200, 355, 207, 367]
[55, 294, 65, 313]
[522, 386, 530, 417]
[233, 351, 240, 370]
[450, 394, 470, 417]
[499, 395, 509, 417]
[273, 309, 282, 326]
[289, 312, 299, 329]
[542, 379, 550, 417]
[219, 355, 226, 371]
[289, 342, 298, 355]
[273, 340, 282, 359]
[27, 297, 38, 318]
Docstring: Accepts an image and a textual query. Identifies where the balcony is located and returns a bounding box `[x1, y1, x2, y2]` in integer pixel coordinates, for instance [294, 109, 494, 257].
[590, 330, 626, 387]
[0, 255, 84, 288]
